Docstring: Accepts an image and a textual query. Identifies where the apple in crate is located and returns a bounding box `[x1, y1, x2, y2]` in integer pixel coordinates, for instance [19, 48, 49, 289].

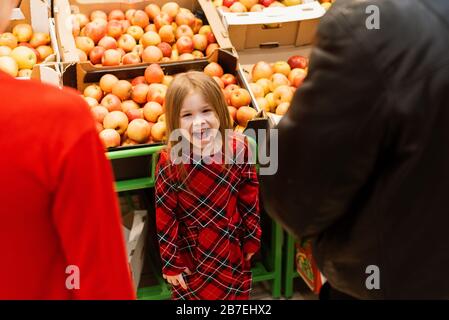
[128, 119, 152, 143]
[0, 56, 18, 77]
[99, 128, 121, 148]
[103, 111, 129, 135]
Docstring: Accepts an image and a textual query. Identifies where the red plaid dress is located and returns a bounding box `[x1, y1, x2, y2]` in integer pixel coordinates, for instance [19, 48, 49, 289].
[155, 135, 261, 300]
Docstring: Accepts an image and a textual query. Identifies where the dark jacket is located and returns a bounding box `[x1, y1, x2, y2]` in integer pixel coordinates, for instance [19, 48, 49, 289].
[260, 0, 449, 299]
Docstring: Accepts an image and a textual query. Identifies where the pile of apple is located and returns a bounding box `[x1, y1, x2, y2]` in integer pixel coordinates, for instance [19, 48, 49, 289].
[248, 55, 308, 116]
[214, 0, 333, 12]
[84, 62, 256, 149]
[71, 2, 219, 67]
[204, 62, 257, 131]
[0, 24, 52, 77]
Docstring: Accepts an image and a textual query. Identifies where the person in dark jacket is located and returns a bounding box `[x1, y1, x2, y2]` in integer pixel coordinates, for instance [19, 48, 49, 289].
[260, 0, 449, 299]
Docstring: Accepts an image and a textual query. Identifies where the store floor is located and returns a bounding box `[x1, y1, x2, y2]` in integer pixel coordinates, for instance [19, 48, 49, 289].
[250, 278, 318, 300]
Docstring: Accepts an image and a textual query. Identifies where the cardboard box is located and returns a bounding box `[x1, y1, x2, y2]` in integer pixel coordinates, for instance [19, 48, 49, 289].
[6, 0, 60, 80]
[122, 209, 148, 291]
[210, 1, 325, 121]
[53, 0, 233, 64]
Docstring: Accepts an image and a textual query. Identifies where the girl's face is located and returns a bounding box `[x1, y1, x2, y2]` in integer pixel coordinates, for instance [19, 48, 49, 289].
[179, 91, 220, 150]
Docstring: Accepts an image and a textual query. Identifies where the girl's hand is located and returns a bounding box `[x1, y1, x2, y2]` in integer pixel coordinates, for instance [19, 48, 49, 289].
[245, 253, 255, 261]
[163, 268, 192, 290]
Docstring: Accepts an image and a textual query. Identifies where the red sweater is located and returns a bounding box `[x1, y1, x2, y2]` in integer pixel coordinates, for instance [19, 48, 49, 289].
[0, 72, 135, 299]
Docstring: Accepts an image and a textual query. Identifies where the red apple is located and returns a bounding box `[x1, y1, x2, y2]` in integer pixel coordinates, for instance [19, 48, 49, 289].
[192, 50, 204, 59]
[287, 55, 308, 69]
[157, 42, 172, 57]
[99, 74, 119, 93]
[91, 10, 107, 22]
[230, 88, 252, 108]
[192, 18, 203, 34]
[147, 83, 167, 105]
[154, 13, 173, 30]
[84, 20, 107, 44]
[221, 73, 237, 86]
[145, 64, 165, 84]
[127, 118, 151, 143]
[89, 46, 106, 64]
[141, 31, 161, 47]
[122, 52, 141, 64]
[75, 36, 95, 55]
[270, 73, 290, 90]
[288, 68, 307, 88]
[223, 84, 240, 105]
[142, 46, 163, 63]
[121, 101, 140, 116]
[230, 2, 248, 12]
[131, 76, 147, 86]
[143, 101, 164, 122]
[103, 111, 129, 134]
[125, 9, 136, 22]
[131, 83, 149, 104]
[102, 49, 121, 66]
[131, 10, 150, 29]
[260, 0, 275, 6]
[126, 109, 145, 122]
[175, 25, 194, 40]
[99, 129, 121, 148]
[273, 85, 294, 106]
[223, 0, 237, 7]
[204, 62, 224, 78]
[192, 34, 207, 51]
[206, 32, 216, 45]
[127, 26, 144, 41]
[236, 106, 257, 127]
[175, 10, 195, 28]
[36, 45, 53, 61]
[30, 32, 51, 48]
[84, 84, 103, 102]
[118, 34, 137, 52]
[273, 60, 291, 77]
[0, 33, 18, 49]
[107, 20, 124, 39]
[249, 83, 265, 98]
[252, 61, 273, 81]
[91, 105, 109, 123]
[145, 4, 161, 20]
[75, 13, 89, 29]
[158, 25, 176, 44]
[101, 94, 122, 112]
[98, 36, 118, 50]
[109, 9, 125, 21]
[75, 48, 88, 61]
[161, 2, 180, 18]
[112, 80, 133, 101]
[13, 23, 33, 42]
[176, 36, 194, 54]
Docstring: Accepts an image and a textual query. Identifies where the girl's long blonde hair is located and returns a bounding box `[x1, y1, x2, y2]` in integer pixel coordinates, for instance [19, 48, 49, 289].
[164, 71, 233, 181]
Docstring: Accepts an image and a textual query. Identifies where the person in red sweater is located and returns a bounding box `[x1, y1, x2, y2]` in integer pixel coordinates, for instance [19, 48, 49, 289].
[0, 1, 135, 300]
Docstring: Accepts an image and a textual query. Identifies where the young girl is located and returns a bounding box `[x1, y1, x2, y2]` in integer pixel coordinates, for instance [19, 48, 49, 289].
[155, 71, 261, 300]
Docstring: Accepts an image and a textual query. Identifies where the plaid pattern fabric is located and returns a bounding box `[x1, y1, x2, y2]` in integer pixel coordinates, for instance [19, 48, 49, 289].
[155, 134, 261, 300]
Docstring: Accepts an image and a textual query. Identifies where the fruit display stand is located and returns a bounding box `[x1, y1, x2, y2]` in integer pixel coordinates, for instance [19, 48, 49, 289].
[53, 0, 233, 65]
[0, 0, 60, 80]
